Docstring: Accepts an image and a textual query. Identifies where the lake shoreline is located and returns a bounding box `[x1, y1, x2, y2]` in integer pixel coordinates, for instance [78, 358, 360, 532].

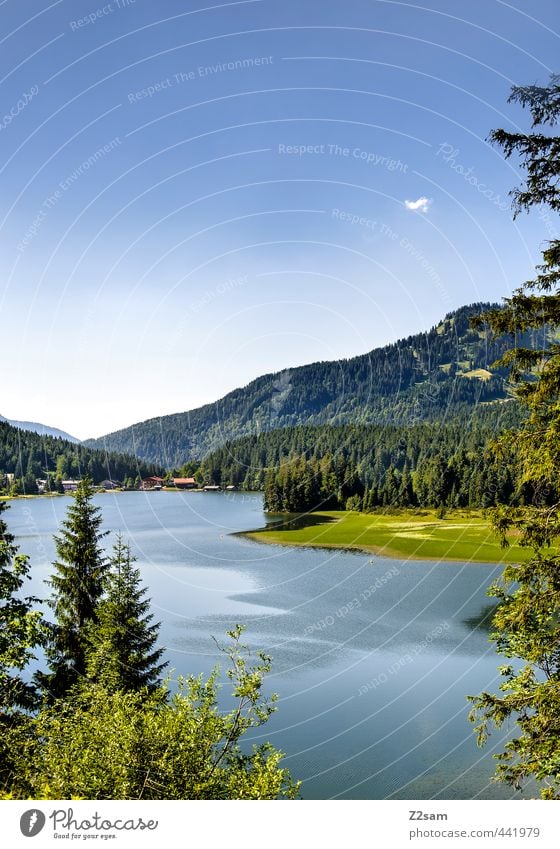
[239, 508, 528, 565]
[0, 488, 237, 501]
[239, 530, 502, 563]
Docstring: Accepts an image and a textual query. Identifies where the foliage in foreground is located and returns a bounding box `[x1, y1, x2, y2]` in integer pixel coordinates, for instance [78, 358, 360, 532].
[468, 73, 560, 799]
[0, 482, 298, 799]
[0, 501, 45, 715]
[38, 478, 109, 699]
[86, 535, 167, 693]
[5, 627, 299, 800]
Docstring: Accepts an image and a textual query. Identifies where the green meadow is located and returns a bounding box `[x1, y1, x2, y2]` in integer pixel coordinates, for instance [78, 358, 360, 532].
[243, 509, 531, 564]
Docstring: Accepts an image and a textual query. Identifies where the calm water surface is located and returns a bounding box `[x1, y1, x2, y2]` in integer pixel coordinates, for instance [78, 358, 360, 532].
[7, 491, 522, 800]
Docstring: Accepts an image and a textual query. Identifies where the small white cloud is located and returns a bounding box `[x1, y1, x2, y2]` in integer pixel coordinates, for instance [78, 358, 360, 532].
[404, 196, 431, 213]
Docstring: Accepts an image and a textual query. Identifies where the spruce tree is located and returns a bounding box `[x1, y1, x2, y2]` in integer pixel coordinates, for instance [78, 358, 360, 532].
[0, 502, 44, 714]
[40, 477, 108, 698]
[87, 535, 167, 692]
[468, 74, 560, 798]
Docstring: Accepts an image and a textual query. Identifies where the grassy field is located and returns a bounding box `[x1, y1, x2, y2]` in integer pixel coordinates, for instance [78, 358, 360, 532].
[243, 509, 531, 564]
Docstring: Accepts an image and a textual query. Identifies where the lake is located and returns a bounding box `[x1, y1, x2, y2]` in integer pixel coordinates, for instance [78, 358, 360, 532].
[6, 490, 522, 800]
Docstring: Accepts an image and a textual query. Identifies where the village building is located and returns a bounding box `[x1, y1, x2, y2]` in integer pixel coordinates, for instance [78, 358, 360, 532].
[172, 477, 197, 489]
[139, 476, 165, 490]
[62, 480, 80, 492]
[99, 479, 119, 490]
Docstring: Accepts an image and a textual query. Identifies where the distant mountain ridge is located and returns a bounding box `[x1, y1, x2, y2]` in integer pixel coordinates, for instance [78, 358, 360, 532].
[0, 414, 79, 443]
[84, 302, 530, 468]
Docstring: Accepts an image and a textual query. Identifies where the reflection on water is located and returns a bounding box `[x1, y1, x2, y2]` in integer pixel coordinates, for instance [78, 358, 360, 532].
[7, 491, 523, 800]
[463, 602, 500, 632]
[260, 512, 339, 532]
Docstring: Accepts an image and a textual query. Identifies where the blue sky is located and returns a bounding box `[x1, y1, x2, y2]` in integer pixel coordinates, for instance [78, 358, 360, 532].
[1, 0, 558, 439]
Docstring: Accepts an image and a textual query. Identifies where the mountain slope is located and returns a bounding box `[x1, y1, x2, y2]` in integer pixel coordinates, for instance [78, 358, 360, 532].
[0, 414, 79, 443]
[85, 303, 531, 467]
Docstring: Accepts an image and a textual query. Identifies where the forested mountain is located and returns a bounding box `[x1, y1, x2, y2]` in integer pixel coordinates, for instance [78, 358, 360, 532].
[0, 414, 79, 443]
[199, 405, 533, 511]
[0, 419, 161, 493]
[86, 303, 536, 467]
